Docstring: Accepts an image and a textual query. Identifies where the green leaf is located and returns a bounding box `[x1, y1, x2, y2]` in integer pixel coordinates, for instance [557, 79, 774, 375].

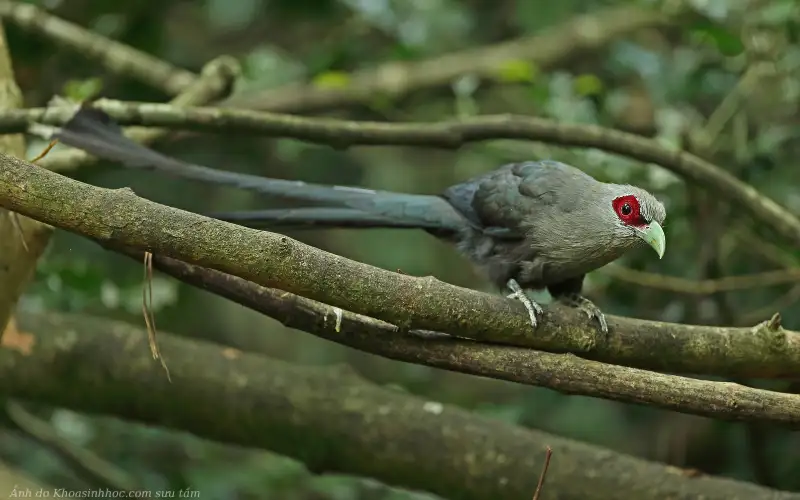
[495, 60, 538, 83]
[391, 43, 423, 61]
[573, 74, 604, 96]
[527, 81, 551, 106]
[62, 78, 103, 101]
[312, 70, 351, 89]
[690, 23, 745, 56]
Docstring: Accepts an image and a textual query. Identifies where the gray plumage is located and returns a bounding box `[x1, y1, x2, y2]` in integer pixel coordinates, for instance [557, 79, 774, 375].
[441, 161, 666, 294]
[52, 108, 668, 331]
[211, 161, 666, 297]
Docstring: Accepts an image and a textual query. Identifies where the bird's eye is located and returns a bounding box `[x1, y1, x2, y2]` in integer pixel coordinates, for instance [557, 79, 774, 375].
[612, 195, 642, 225]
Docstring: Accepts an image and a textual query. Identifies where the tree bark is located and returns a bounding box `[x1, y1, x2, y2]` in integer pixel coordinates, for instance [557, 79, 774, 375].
[0, 311, 796, 500]
[0, 153, 797, 379]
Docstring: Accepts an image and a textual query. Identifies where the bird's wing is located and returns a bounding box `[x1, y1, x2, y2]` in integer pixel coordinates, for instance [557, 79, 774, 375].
[442, 161, 588, 238]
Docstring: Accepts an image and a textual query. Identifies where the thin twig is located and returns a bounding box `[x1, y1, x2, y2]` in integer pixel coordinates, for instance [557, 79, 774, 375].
[7, 211, 26, 252]
[691, 68, 761, 155]
[5, 401, 140, 491]
[734, 225, 798, 268]
[532, 447, 552, 500]
[602, 265, 800, 294]
[29, 138, 58, 163]
[34, 56, 239, 173]
[142, 251, 170, 381]
[738, 285, 800, 326]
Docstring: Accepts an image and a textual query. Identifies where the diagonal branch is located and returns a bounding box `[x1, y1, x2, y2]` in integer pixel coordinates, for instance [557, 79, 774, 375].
[109, 248, 800, 427]
[5, 401, 140, 492]
[14, 99, 800, 251]
[602, 264, 800, 295]
[35, 59, 238, 173]
[222, 5, 677, 113]
[0, 1, 197, 96]
[0, 153, 798, 378]
[4, 311, 798, 500]
[0, 1, 676, 118]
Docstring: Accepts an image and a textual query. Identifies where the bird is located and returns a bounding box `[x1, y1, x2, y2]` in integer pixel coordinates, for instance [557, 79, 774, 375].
[47, 107, 667, 333]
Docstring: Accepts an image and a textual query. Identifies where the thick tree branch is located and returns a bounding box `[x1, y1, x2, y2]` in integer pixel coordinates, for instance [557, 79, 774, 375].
[0, 154, 798, 379]
[17, 99, 800, 254]
[3, 311, 797, 500]
[0, 20, 51, 334]
[0, 1, 197, 96]
[112, 249, 800, 427]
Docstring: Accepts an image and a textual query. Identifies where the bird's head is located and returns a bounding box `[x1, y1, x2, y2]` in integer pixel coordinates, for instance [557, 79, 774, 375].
[606, 186, 666, 259]
[516, 161, 667, 270]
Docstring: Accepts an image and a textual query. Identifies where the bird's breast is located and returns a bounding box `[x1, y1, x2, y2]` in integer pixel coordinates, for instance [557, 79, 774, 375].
[537, 244, 627, 284]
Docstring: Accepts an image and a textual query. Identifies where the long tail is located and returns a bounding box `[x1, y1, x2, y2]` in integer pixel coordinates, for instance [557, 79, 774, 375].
[208, 207, 455, 231]
[49, 107, 468, 235]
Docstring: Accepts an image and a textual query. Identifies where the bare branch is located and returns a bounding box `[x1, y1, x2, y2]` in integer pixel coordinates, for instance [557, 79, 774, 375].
[532, 447, 552, 500]
[0, 2, 676, 120]
[0, 155, 798, 379]
[36, 58, 239, 172]
[0, 1, 196, 95]
[602, 264, 800, 294]
[222, 5, 677, 113]
[108, 248, 800, 427]
[15, 98, 800, 250]
[739, 287, 800, 326]
[5, 401, 140, 492]
[4, 311, 798, 500]
[735, 225, 799, 268]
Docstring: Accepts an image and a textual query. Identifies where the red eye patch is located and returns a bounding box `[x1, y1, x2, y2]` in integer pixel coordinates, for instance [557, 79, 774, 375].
[612, 195, 645, 226]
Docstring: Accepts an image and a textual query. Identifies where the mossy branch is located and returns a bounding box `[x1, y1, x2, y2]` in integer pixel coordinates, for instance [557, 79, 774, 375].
[0, 153, 797, 379]
[2, 311, 797, 500]
[109, 249, 800, 427]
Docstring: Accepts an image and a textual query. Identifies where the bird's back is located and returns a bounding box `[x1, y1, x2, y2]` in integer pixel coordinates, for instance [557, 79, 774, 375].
[441, 161, 598, 237]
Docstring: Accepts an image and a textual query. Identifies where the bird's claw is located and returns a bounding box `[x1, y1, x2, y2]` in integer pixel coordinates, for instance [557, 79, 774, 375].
[560, 294, 608, 334]
[506, 279, 544, 330]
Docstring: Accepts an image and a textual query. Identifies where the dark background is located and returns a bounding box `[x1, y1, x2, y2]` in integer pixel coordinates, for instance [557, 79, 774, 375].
[4, 0, 800, 497]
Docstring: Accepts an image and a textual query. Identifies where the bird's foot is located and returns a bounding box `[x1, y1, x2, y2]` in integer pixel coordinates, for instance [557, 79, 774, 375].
[506, 279, 544, 330]
[558, 294, 608, 334]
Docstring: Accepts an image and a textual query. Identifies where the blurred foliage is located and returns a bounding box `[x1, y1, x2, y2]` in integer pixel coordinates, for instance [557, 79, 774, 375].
[4, 0, 800, 497]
